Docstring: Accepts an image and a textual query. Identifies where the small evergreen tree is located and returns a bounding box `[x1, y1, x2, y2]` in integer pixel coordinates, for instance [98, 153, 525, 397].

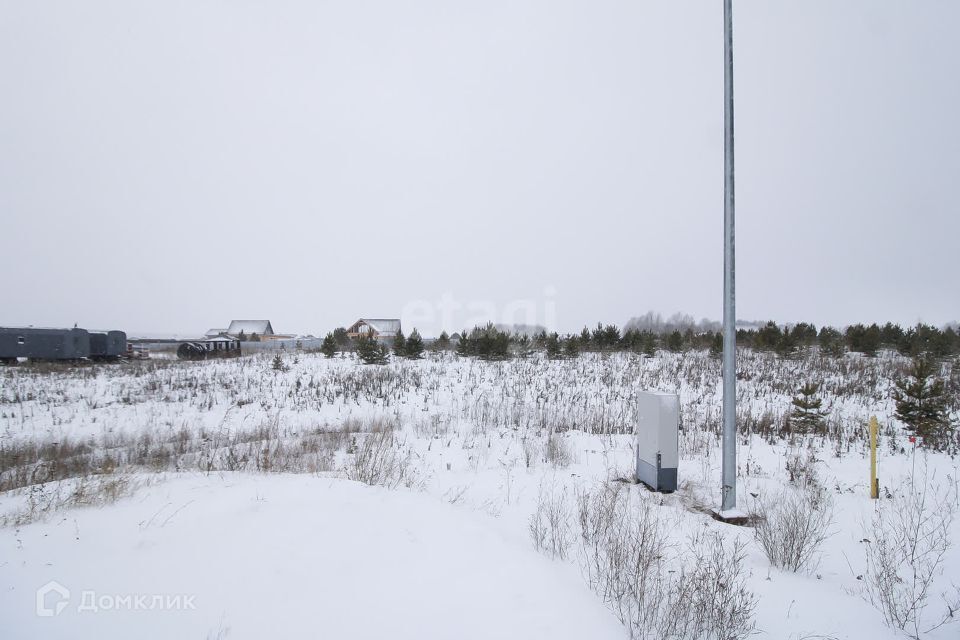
[320, 332, 337, 358]
[818, 326, 845, 358]
[790, 322, 818, 349]
[533, 330, 548, 350]
[405, 329, 424, 359]
[456, 330, 472, 357]
[563, 335, 580, 359]
[515, 334, 533, 358]
[641, 331, 657, 356]
[436, 331, 451, 351]
[591, 323, 621, 352]
[545, 332, 562, 360]
[271, 353, 286, 371]
[846, 323, 880, 357]
[238, 330, 247, 342]
[621, 329, 641, 353]
[788, 382, 826, 434]
[666, 330, 684, 353]
[709, 332, 723, 359]
[356, 333, 389, 365]
[333, 327, 351, 350]
[393, 329, 407, 357]
[776, 331, 799, 358]
[580, 327, 593, 351]
[755, 321, 783, 352]
[893, 357, 953, 448]
[457, 323, 511, 361]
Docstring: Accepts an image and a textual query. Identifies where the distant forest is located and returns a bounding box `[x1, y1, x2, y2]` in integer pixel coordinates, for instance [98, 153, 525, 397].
[323, 315, 959, 363]
[446, 319, 959, 362]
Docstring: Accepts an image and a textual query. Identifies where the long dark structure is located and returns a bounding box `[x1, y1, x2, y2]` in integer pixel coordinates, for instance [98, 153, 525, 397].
[0, 327, 127, 363]
[177, 335, 241, 360]
[89, 330, 128, 361]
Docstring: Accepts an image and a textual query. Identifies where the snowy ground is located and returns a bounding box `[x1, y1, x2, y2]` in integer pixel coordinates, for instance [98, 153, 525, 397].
[2, 474, 624, 640]
[1, 350, 958, 639]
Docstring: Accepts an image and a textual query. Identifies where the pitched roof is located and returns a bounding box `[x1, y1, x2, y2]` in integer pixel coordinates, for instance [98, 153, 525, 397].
[227, 320, 274, 336]
[359, 319, 401, 334]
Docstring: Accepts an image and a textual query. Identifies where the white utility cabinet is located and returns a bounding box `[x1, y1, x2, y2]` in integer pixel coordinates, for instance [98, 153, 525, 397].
[634, 391, 679, 492]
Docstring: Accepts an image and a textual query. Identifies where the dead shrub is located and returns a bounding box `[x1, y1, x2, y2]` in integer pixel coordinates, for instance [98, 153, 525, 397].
[861, 467, 960, 638]
[529, 482, 574, 559]
[753, 485, 834, 572]
[345, 421, 418, 489]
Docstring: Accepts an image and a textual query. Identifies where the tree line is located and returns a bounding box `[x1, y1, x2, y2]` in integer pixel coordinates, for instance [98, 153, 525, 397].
[314, 320, 959, 362]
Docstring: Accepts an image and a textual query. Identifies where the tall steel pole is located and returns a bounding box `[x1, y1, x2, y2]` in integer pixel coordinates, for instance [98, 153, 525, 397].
[721, 0, 737, 512]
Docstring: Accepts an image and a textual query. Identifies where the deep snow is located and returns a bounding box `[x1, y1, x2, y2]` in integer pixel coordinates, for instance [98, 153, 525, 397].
[1, 350, 958, 639]
[2, 474, 625, 639]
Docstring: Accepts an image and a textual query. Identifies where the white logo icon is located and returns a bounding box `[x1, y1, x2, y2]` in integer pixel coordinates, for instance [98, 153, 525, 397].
[36, 581, 70, 617]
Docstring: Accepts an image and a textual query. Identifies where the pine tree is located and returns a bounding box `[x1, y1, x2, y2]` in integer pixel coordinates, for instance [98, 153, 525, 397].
[818, 326, 845, 358]
[545, 332, 562, 360]
[515, 334, 533, 358]
[393, 329, 407, 358]
[755, 321, 783, 352]
[893, 357, 953, 448]
[238, 330, 247, 342]
[563, 335, 580, 359]
[405, 329, 424, 359]
[456, 330, 472, 357]
[790, 322, 818, 349]
[320, 332, 337, 358]
[436, 331, 451, 351]
[591, 323, 620, 352]
[356, 333, 389, 365]
[776, 331, 799, 358]
[789, 382, 826, 434]
[533, 330, 548, 350]
[271, 353, 286, 371]
[332, 327, 351, 350]
[667, 330, 684, 353]
[580, 327, 592, 351]
[641, 331, 657, 356]
[709, 332, 723, 359]
[846, 323, 881, 356]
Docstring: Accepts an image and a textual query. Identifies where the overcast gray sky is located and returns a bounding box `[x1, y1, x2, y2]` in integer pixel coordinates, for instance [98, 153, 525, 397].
[1, 1, 957, 337]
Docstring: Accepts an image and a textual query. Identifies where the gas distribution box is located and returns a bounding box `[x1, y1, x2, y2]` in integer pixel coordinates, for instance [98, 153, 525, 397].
[634, 391, 679, 492]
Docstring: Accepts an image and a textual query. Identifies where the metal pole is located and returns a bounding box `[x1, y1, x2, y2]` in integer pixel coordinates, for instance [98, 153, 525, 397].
[869, 417, 879, 499]
[721, 0, 737, 512]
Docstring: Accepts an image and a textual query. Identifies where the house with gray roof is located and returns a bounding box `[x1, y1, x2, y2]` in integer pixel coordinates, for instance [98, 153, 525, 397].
[346, 318, 401, 340]
[227, 320, 274, 340]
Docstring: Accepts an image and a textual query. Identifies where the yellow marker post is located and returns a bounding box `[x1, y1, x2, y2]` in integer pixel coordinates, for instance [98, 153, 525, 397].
[869, 417, 879, 499]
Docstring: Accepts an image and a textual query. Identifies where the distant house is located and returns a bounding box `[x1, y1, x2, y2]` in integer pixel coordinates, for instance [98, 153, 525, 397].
[346, 318, 401, 340]
[227, 320, 274, 340]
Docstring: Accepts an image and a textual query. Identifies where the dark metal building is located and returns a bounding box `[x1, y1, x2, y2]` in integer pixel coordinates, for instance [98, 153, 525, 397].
[89, 330, 128, 360]
[0, 327, 91, 362]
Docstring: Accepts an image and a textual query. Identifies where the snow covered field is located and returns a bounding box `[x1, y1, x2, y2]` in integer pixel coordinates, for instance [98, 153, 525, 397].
[1, 350, 958, 639]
